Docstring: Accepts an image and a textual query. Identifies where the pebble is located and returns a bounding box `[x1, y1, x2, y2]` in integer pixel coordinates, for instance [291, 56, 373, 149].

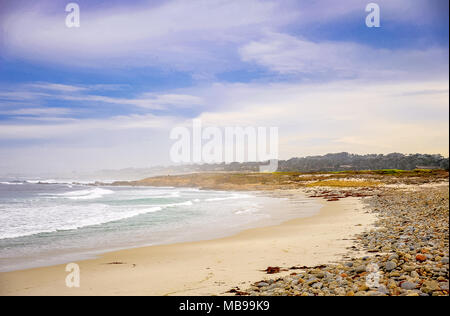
[256, 282, 269, 287]
[400, 282, 417, 290]
[385, 261, 397, 271]
[235, 187, 449, 297]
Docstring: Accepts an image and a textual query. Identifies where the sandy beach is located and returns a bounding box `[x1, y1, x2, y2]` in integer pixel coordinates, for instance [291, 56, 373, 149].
[0, 191, 376, 296]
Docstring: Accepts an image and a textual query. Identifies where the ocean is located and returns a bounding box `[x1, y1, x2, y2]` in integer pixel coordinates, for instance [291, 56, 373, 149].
[0, 179, 321, 272]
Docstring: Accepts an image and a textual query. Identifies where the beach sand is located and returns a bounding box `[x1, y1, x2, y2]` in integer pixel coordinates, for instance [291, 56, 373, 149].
[0, 192, 376, 296]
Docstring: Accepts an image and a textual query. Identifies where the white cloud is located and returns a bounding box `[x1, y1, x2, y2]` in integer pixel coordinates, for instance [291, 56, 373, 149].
[239, 32, 448, 80]
[0, 79, 448, 173]
[0, 83, 205, 111]
[0, 113, 181, 140]
[0, 107, 72, 116]
[25, 83, 87, 93]
[0, 0, 448, 174]
[194, 80, 449, 157]
[0, 0, 296, 71]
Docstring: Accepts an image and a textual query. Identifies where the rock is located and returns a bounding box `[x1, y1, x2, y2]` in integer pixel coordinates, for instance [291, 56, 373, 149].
[377, 285, 389, 294]
[385, 261, 397, 271]
[335, 288, 346, 296]
[400, 281, 417, 290]
[389, 254, 399, 261]
[236, 187, 449, 297]
[314, 272, 325, 278]
[421, 280, 440, 293]
[256, 282, 269, 287]
[416, 254, 427, 262]
[358, 284, 369, 291]
[307, 278, 318, 286]
[402, 265, 415, 272]
[439, 282, 449, 291]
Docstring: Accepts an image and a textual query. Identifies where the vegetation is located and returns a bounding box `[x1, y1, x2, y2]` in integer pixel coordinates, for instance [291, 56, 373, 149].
[153, 153, 449, 173]
[277, 153, 449, 172]
[306, 180, 381, 187]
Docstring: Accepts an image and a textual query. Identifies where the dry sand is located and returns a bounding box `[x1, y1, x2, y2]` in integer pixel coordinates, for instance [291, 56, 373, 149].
[0, 191, 376, 296]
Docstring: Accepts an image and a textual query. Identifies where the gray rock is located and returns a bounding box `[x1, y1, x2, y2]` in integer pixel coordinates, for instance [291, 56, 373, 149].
[440, 282, 449, 291]
[385, 261, 397, 271]
[307, 278, 318, 286]
[377, 285, 389, 294]
[267, 284, 279, 290]
[389, 254, 399, 261]
[256, 282, 269, 287]
[400, 282, 417, 290]
[403, 265, 415, 272]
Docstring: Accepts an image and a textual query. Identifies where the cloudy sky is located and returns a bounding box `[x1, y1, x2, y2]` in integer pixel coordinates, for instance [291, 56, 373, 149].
[0, 0, 448, 174]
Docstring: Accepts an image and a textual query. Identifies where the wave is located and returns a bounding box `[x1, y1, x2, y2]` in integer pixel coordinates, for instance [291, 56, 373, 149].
[27, 180, 95, 185]
[54, 188, 115, 200]
[234, 208, 257, 215]
[0, 205, 163, 240]
[0, 181, 24, 185]
[0, 188, 257, 241]
[26, 179, 60, 184]
[139, 191, 181, 199]
[160, 200, 193, 207]
[205, 193, 253, 202]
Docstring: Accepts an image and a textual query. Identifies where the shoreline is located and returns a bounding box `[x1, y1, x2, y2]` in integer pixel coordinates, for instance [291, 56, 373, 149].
[0, 190, 376, 296]
[0, 188, 320, 273]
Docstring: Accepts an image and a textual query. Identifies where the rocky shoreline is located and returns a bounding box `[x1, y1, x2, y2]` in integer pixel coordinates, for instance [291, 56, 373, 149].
[234, 186, 449, 296]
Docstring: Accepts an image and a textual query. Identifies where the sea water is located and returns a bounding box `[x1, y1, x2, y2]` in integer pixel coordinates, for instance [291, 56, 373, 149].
[0, 179, 320, 271]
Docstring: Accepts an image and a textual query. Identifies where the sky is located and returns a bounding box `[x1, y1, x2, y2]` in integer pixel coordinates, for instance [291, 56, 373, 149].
[0, 0, 448, 175]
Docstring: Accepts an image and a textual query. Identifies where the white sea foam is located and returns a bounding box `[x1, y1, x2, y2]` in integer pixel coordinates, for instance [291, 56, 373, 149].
[55, 188, 115, 200]
[0, 185, 265, 244]
[205, 193, 253, 202]
[26, 179, 59, 184]
[160, 200, 193, 207]
[0, 181, 24, 185]
[25, 179, 96, 185]
[140, 191, 181, 198]
[0, 205, 163, 240]
[234, 209, 257, 215]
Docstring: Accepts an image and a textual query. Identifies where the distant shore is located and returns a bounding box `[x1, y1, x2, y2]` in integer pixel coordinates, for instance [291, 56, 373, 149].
[111, 169, 449, 191]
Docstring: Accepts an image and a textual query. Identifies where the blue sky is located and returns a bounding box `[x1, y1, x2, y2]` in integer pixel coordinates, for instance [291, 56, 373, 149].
[0, 0, 448, 174]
